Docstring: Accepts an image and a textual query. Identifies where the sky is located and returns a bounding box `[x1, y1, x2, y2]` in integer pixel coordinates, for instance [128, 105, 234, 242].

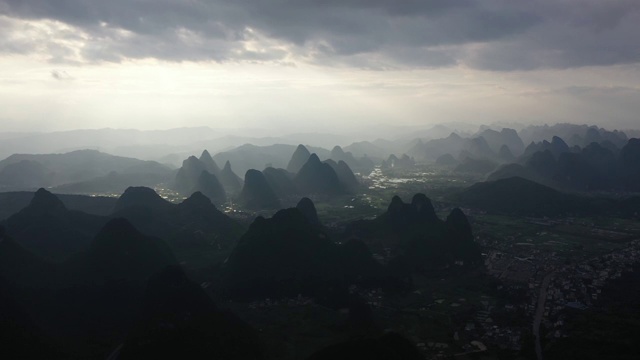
[1, 0, 640, 135]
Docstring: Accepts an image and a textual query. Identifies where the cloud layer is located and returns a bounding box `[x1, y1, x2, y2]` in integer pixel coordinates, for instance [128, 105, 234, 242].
[1, 0, 639, 70]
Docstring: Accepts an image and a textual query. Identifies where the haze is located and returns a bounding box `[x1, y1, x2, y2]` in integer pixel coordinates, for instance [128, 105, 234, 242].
[1, 0, 640, 135]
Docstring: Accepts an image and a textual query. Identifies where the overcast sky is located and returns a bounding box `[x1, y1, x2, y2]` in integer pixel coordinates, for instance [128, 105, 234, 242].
[1, 0, 639, 135]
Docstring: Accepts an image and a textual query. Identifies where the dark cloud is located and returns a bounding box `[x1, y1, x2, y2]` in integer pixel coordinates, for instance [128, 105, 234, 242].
[50, 69, 73, 80]
[0, 0, 639, 70]
[562, 85, 640, 98]
[466, 1, 640, 71]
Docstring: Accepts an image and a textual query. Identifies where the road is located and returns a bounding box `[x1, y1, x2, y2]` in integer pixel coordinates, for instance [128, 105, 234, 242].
[533, 271, 555, 360]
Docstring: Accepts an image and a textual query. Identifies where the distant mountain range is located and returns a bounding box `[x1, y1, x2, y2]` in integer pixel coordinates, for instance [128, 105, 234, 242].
[0, 149, 172, 192]
[173, 150, 243, 204]
[0, 123, 636, 195]
[489, 138, 640, 192]
[237, 148, 362, 209]
[452, 176, 640, 218]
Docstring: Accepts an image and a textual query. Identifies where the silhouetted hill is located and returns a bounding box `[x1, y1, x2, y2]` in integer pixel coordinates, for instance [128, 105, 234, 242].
[458, 176, 640, 219]
[1, 188, 108, 262]
[330, 146, 350, 163]
[445, 208, 482, 268]
[219, 160, 243, 194]
[174, 155, 226, 204]
[490, 138, 640, 192]
[174, 155, 206, 194]
[214, 143, 331, 179]
[519, 124, 628, 148]
[476, 128, 525, 156]
[621, 138, 640, 190]
[223, 208, 342, 299]
[262, 167, 298, 197]
[239, 169, 281, 210]
[110, 187, 176, 238]
[346, 194, 481, 273]
[551, 135, 571, 154]
[199, 149, 221, 176]
[223, 207, 395, 302]
[287, 144, 311, 173]
[329, 145, 375, 173]
[325, 159, 360, 192]
[487, 163, 548, 185]
[452, 177, 595, 216]
[525, 149, 557, 178]
[554, 142, 617, 190]
[499, 144, 515, 162]
[113, 186, 173, 213]
[27, 187, 65, 213]
[344, 141, 388, 159]
[118, 266, 264, 359]
[523, 136, 571, 158]
[297, 197, 321, 226]
[194, 170, 226, 205]
[0, 191, 117, 220]
[0, 192, 43, 220]
[406, 138, 425, 159]
[82, 218, 177, 283]
[113, 187, 242, 253]
[467, 137, 497, 159]
[408, 132, 503, 163]
[295, 154, 344, 195]
[382, 154, 415, 169]
[172, 191, 244, 250]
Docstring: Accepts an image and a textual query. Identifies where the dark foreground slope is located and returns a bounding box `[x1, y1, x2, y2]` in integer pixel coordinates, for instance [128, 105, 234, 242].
[0, 219, 177, 358]
[308, 332, 423, 360]
[117, 266, 263, 360]
[1, 218, 266, 359]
